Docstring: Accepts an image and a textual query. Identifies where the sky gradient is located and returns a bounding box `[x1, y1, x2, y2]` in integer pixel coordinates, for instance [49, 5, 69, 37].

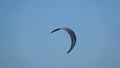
[0, 0, 120, 68]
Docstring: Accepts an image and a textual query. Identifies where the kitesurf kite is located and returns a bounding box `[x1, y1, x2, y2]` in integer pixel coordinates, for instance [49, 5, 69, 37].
[50, 27, 76, 54]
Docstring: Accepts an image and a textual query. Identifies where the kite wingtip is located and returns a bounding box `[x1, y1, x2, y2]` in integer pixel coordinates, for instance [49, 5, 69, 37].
[66, 51, 70, 54]
[67, 52, 69, 54]
[50, 31, 54, 34]
[49, 32, 52, 34]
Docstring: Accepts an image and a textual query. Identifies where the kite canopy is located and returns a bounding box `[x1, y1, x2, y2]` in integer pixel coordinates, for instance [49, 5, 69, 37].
[50, 27, 76, 54]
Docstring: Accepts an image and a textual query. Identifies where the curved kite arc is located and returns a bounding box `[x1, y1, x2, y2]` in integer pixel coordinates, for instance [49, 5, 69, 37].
[50, 27, 76, 54]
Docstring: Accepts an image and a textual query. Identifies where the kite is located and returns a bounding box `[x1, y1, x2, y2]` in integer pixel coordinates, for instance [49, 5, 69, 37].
[50, 27, 76, 54]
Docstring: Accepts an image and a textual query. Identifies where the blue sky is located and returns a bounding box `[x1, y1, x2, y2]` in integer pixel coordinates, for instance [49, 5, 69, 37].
[0, 0, 120, 68]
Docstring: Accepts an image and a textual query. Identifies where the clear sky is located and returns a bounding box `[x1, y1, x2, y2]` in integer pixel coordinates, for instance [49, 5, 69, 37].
[0, 0, 120, 68]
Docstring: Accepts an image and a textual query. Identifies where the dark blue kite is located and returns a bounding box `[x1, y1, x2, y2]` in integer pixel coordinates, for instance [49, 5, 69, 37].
[50, 27, 76, 54]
